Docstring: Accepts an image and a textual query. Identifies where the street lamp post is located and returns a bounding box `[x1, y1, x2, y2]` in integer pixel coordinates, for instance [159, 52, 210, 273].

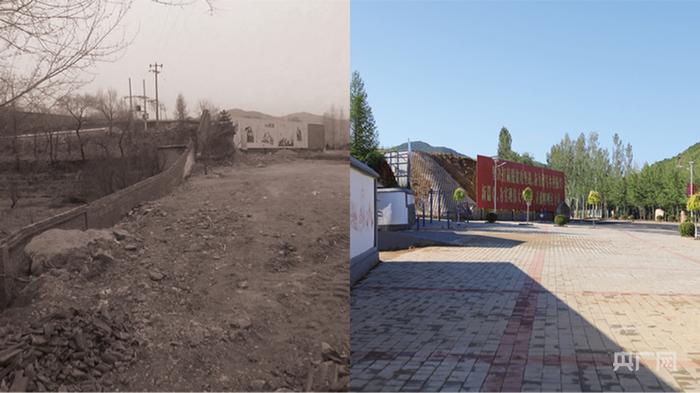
[690, 160, 695, 194]
[686, 160, 698, 239]
[492, 157, 507, 214]
[679, 160, 695, 220]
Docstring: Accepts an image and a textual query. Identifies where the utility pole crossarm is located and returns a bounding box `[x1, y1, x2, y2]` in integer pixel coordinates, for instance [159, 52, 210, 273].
[149, 62, 163, 126]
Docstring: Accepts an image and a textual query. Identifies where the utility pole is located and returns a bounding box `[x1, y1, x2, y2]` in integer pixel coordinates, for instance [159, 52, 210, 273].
[149, 62, 163, 126]
[128, 78, 133, 128]
[142, 79, 148, 132]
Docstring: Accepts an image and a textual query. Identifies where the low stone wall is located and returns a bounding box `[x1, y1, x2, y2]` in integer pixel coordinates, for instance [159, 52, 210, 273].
[0, 144, 194, 308]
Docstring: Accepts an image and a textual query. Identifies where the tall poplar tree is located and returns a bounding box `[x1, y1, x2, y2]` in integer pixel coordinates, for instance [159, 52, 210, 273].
[350, 71, 379, 160]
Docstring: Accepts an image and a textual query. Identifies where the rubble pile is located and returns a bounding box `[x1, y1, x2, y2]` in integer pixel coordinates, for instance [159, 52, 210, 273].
[0, 308, 135, 392]
[304, 342, 349, 392]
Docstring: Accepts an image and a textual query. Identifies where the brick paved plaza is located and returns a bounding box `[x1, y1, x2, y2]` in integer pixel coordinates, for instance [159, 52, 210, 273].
[350, 222, 700, 391]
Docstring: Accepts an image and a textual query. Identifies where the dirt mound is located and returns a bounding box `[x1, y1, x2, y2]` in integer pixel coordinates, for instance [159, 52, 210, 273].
[428, 153, 477, 199]
[0, 308, 135, 392]
[24, 229, 117, 276]
[372, 159, 398, 188]
[1, 159, 348, 391]
[273, 149, 298, 158]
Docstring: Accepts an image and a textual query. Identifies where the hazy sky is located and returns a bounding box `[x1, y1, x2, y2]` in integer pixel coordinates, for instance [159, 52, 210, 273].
[352, 1, 700, 165]
[85, 0, 348, 118]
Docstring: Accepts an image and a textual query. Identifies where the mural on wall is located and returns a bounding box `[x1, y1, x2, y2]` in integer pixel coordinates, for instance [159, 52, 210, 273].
[350, 168, 376, 258]
[278, 137, 294, 147]
[262, 132, 274, 146]
[233, 118, 307, 149]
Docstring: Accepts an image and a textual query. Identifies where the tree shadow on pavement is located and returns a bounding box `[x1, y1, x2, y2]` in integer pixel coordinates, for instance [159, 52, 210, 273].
[350, 261, 676, 392]
[380, 231, 525, 251]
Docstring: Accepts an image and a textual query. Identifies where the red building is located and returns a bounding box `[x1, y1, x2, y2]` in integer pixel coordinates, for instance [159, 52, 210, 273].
[475, 155, 565, 214]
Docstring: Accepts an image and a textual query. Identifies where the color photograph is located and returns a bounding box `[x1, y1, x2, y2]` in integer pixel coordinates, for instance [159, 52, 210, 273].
[349, 1, 700, 392]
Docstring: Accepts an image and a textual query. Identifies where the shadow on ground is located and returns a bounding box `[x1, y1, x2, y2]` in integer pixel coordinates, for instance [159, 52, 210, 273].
[379, 231, 525, 251]
[351, 261, 674, 392]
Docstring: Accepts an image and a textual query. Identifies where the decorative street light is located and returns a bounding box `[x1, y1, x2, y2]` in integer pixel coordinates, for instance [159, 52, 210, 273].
[678, 160, 695, 220]
[492, 156, 507, 213]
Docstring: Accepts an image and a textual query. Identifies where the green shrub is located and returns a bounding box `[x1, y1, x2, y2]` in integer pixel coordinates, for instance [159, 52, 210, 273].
[656, 214, 664, 221]
[363, 149, 385, 169]
[486, 212, 497, 223]
[554, 214, 567, 226]
[680, 222, 696, 237]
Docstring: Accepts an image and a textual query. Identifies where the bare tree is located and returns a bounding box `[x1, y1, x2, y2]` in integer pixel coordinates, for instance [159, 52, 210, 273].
[94, 88, 126, 133]
[0, 0, 217, 109]
[0, 1, 131, 109]
[59, 93, 95, 161]
[198, 99, 219, 117]
[322, 105, 349, 150]
[94, 88, 131, 157]
[175, 93, 188, 122]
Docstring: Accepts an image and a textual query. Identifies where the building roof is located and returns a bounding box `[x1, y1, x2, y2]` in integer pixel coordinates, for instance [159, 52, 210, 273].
[377, 187, 413, 194]
[350, 156, 379, 178]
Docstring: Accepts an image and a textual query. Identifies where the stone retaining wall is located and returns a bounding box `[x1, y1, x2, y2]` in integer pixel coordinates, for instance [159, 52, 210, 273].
[0, 144, 194, 308]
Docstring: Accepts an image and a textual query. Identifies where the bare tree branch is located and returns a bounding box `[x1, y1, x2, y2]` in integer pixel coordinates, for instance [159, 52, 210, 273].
[0, 0, 216, 109]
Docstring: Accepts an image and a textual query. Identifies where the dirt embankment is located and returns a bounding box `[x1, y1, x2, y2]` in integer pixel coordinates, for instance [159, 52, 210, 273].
[0, 153, 349, 391]
[428, 153, 476, 200]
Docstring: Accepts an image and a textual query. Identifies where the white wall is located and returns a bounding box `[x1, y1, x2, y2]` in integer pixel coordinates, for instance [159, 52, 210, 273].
[233, 118, 308, 149]
[350, 167, 375, 259]
[378, 191, 410, 226]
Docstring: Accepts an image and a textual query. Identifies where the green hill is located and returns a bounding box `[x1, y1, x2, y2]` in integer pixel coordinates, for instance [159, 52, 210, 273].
[651, 142, 700, 172]
[384, 141, 467, 157]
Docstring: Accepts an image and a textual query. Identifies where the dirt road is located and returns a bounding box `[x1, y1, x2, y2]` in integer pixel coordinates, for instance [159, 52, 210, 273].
[0, 152, 349, 391]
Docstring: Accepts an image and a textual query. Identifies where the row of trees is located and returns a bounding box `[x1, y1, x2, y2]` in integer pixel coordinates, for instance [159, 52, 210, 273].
[546, 131, 696, 220]
[0, 88, 198, 171]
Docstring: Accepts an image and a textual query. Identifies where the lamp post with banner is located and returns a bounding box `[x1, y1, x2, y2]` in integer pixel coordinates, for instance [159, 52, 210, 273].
[492, 157, 507, 214]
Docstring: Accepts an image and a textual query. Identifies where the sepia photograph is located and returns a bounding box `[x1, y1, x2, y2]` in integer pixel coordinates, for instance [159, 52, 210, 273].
[4, 0, 700, 392]
[1, 0, 349, 391]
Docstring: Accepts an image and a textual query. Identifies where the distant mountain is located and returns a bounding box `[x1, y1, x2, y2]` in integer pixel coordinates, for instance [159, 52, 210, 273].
[284, 111, 324, 124]
[227, 108, 276, 120]
[650, 141, 700, 172]
[227, 108, 324, 124]
[384, 141, 467, 157]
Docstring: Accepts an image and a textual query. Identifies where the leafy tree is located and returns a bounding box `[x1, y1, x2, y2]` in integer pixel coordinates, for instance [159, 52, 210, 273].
[588, 190, 601, 225]
[497, 127, 514, 160]
[548, 132, 638, 219]
[522, 186, 533, 223]
[519, 152, 536, 166]
[453, 187, 466, 222]
[350, 71, 379, 160]
[688, 193, 700, 236]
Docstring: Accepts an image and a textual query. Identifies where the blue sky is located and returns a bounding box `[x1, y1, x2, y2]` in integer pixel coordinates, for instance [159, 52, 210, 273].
[351, 1, 700, 165]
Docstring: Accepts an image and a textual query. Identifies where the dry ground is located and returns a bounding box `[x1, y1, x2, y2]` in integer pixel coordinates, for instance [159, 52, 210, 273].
[1, 151, 349, 391]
